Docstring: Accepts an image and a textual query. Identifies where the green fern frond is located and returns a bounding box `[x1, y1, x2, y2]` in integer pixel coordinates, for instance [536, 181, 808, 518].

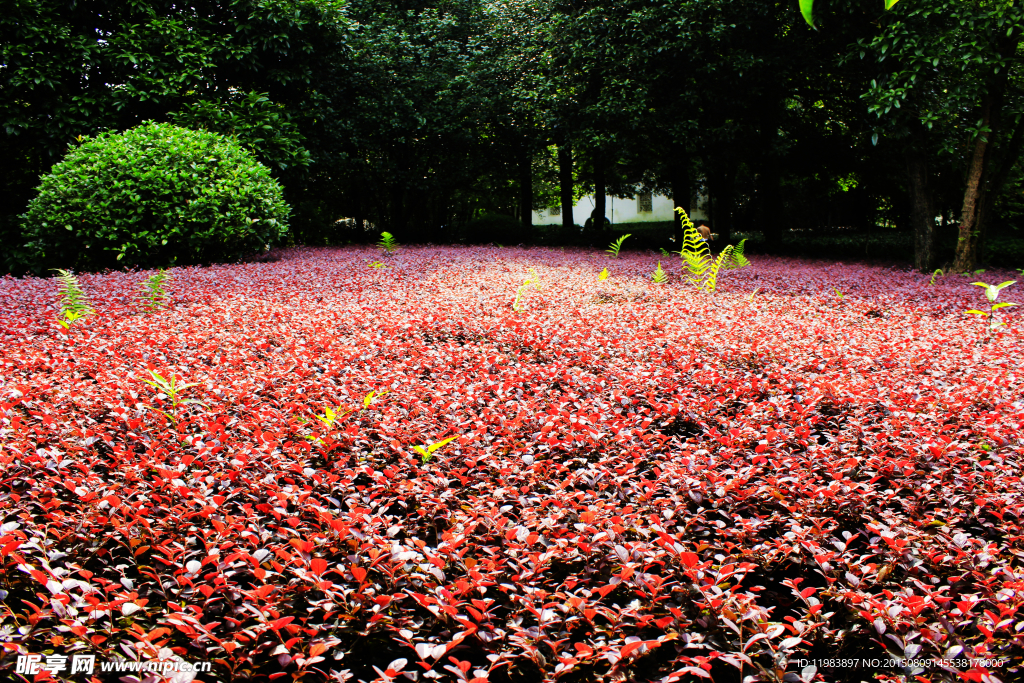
[731, 238, 750, 267]
[700, 246, 734, 294]
[681, 223, 711, 286]
[378, 232, 398, 255]
[606, 234, 631, 258]
[652, 261, 668, 283]
[53, 269, 94, 327]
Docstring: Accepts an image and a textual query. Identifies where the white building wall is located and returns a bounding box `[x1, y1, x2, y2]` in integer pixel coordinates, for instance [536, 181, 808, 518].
[533, 194, 706, 226]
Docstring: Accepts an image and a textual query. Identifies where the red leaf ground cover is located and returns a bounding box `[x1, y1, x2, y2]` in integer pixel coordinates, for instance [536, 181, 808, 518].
[1, 246, 1022, 683]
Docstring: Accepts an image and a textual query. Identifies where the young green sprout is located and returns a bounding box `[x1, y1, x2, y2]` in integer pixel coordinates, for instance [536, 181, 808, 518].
[652, 261, 668, 284]
[53, 269, 94, 329]
[414, 435, 459, 463]
[606, 234, 631, 259]
[363, 389, 388, 409]
[378, 232, 398, 255]
[599, 268, 609, 281]
[930, 268, 944, 286]
[315, 406, 351, 429]
[141, 269, 172, 312]
[368, 261, 386, 269]
[140, 369, 200, 408]
[513, 269, 540, 311]
[966, 280, 1017, 332]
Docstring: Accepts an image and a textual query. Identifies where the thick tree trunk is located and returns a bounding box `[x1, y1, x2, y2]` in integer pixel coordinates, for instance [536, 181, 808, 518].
[953, 100, 991, 273]
[670, 161, 691, 246]
[594, 155, 606, 231]
[906, 149, 935, 272]
[519, 142, 533, 236]
[558, 143, 574, 230]
[953, 22, 1021, 271]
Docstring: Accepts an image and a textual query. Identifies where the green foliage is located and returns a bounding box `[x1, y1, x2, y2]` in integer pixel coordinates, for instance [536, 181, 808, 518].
[414, 435, 459, 463]
[19, 123, 290, 273]
[722, 238, 751, 270]
[599, 268, 609, 281]
[652, 261, 668, 284]
[606, 234, 631, 258]
[140, 369, 202, 417]
[168, 91, 311, 173]
[1, 0, 348, 255]
[676, 207, 737, 294]
[513, 269, 540, 312]
[731, 238, 750, 268]
[53, 269, 93, 329]
[801, 0, 901, 28]
[141, 270, 173, 313]
[966, 280, 1017, 332]
[930, 268, 944, 285]
[378, 232, 399, 255]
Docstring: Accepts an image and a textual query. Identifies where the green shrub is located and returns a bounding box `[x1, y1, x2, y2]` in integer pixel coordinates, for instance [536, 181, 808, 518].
[18, 122, 290, 273]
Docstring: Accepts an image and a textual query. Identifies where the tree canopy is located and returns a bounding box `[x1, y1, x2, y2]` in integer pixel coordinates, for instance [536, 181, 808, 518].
[4, 0, 1024, 272]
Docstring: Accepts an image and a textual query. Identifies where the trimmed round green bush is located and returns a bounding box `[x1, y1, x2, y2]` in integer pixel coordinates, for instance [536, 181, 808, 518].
[19, 122, 290, 272]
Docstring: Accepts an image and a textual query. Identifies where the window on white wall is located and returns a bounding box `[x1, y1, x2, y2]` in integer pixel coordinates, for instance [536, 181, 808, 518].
[637, 192, 653, 213]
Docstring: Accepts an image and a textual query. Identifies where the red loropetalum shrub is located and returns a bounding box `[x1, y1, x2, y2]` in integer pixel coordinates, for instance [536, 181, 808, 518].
[1, 249, 1022, 683]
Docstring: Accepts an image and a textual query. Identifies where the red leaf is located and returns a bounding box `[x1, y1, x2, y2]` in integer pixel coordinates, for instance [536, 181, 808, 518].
[311, 558, 327, 576]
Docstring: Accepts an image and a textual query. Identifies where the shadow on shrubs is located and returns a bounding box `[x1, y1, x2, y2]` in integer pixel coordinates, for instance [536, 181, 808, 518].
[15, 122, 291, 274]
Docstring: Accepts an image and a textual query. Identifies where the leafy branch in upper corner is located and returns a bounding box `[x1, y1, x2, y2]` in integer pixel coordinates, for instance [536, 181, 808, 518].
[53, 269, 94, 329]
[606, 234, 631, 259]
[140, 269, 172, 312]
[966, 280, 1017, 332]
[378, 232, 398, 255]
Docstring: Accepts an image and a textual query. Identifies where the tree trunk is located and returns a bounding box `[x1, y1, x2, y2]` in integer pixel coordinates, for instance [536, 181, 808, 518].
[670, 161, 691, 246]
[594, 154, 606, 231]
[952, 21, 1021, 271]
[558, 143, 575, 230]
[519, 142, 533, 237]
[953, 98, 991, 273]
[906, 148, 935, 272]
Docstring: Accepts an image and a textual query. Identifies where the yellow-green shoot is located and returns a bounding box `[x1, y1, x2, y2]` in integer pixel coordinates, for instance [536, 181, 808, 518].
[54, 269, 93, 329]
[966, 280, 1017, 333]
[378, 232, 398, 255]
[606, 234, 631, 258]
[414, 435, 459, 463]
